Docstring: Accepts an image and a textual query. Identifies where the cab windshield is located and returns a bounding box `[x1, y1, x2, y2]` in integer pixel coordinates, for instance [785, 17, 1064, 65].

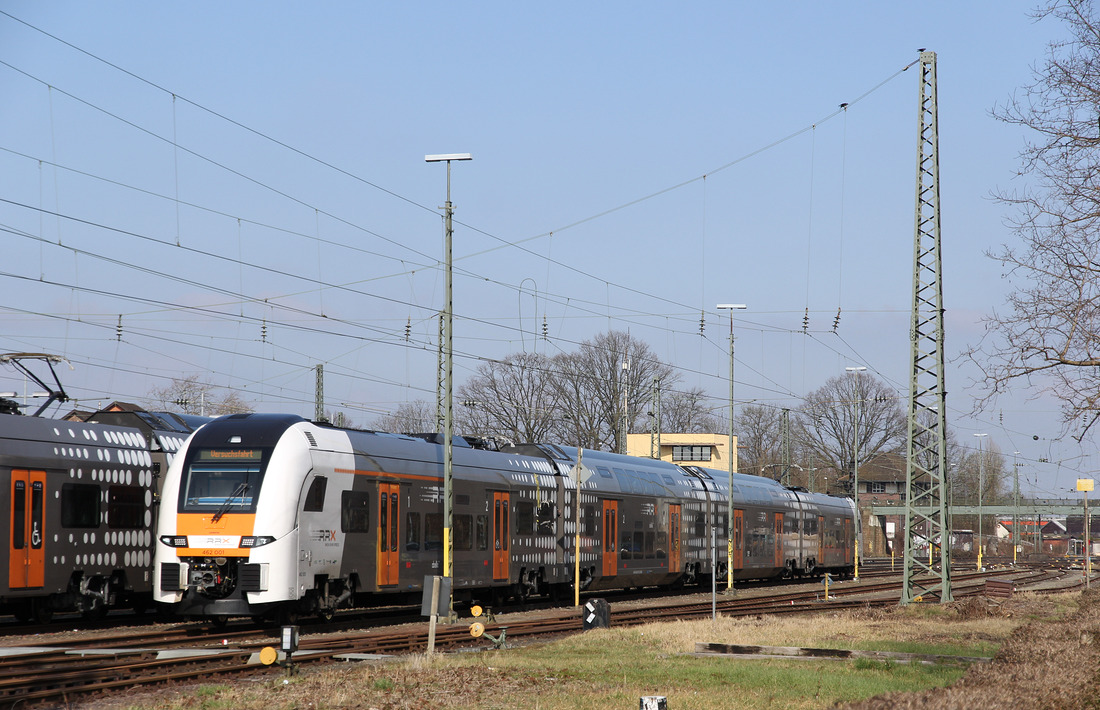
[179, 448, 267, 515]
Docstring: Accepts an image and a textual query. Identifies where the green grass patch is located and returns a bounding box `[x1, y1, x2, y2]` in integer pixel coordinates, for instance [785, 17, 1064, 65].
[424, 627, 967, 709]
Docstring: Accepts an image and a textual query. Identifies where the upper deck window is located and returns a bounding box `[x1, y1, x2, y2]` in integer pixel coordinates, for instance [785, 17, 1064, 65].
[179, 448, 267, 515]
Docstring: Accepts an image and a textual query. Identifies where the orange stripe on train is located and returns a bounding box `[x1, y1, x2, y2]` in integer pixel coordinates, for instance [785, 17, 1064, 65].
[174, 513, 256, 558]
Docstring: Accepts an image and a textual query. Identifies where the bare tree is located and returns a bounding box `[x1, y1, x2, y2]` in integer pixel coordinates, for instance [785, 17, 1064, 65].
[797, 373, 907, 494]
[951, 439, 1007, 545]
[456, 352, 559, 444]
[370, 400, 435, 433]
[551, 331, 677, 452]
[662, 386, 722, 434]
[734, 403, 784, 477]
[446, 331, 707, 451]
[969, 1, 1100, 437]
[952, 443, 1007, 507]
[146, 375, 252, 416]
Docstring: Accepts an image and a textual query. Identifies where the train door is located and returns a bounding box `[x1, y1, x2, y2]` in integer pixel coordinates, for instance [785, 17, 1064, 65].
[774, 513, 784, 568]
[844, 518, 853, 566]
[377, 483, 400, 587]
[732, 509, 744, 570]
[9, 470, 45, 589]
[668, 504, 681, 573]
[492, 491, 509, 582]
[817, 515, 825, 567]
[602, 500, 618, 577]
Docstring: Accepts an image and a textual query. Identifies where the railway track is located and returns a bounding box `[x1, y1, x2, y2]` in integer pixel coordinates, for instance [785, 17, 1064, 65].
[0, 565, 1078, 708]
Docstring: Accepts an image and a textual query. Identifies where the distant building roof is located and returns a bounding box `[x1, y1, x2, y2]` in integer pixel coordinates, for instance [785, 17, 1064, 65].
[857, 452, 907, 482]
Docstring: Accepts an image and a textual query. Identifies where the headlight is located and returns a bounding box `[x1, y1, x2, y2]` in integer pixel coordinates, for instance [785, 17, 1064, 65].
[159, 535, 188, 547]
[239, 536, 276, 548]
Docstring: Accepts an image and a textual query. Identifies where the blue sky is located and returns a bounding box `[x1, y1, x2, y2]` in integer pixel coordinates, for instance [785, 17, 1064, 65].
[0, 2, 1088, 497]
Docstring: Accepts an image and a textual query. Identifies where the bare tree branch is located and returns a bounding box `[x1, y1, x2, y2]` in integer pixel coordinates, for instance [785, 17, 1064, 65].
[972, 0, 1100, 437]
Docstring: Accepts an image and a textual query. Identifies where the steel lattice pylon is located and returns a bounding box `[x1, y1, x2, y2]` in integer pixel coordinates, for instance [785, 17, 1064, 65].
[902, 51, 953, 604]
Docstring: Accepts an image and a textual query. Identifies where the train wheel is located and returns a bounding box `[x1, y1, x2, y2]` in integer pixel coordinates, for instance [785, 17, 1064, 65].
[32, 600, 53, 624]
[209, 615, 229, 629]
[12, 602, 31, 623]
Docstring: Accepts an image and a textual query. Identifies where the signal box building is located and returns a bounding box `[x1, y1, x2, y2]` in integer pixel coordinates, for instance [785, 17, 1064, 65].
[624, 432, 738, 475]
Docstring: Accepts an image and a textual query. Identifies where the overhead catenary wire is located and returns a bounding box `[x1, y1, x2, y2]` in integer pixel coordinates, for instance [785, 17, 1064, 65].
[0, 23, 951, 448]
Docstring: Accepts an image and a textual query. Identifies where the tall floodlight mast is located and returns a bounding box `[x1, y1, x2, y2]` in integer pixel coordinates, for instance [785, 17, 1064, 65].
[902, 51, 953, 604]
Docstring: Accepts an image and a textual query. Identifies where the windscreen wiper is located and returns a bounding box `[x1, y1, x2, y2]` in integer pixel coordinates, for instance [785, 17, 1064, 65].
[211, 482, 249, 523]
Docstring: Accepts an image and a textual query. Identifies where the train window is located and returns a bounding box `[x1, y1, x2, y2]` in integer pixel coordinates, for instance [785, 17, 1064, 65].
[303, 477, 327, 512]
[515, 501, 535, 535]
[61, 483, 100, 528]
[425, 513, 443, 550]
[475, 515, 489, 550]
[633, 531, 645, 559]
[456, 494, 470, 506]
[656, 531, 667, 559]
[107, 486, 143, 529]
[405, 512, 421, 551]
[340, 491, 370, 533]
[620, 531, 633, 560]
[583, 505, 596, 537]
[693, 513, 705, 539]
[645, 531, 655, 559]
[12, 480, 25, 549]
[597, 467, 613, 479]
[454, 514, 472, 551]
[661, 474, 675, 486]
[536, 501, 555, 533]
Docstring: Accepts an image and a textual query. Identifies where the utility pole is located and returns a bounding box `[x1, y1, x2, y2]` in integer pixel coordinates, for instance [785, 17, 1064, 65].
[1013, 452, 1021, 565]
[1079, 478, 1094, 588]
[425, 152, 472, 615]
[649, 377, 661, 459]
[619, 357, 630, 454]
[974, 433, 988, 571]
[902, 51, 953, 604]
[779, 409, 791, 487]
[717, 303, 746, 593]
[435, 311, 445, 432]
[846, 366, 866, 581]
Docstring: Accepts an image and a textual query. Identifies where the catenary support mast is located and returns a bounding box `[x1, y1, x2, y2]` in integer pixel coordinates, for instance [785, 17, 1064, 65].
[902, 51, 953, 604]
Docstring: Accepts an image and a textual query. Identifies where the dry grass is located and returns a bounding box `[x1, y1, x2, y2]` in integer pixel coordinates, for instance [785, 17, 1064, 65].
[76, 592, 1087, 710]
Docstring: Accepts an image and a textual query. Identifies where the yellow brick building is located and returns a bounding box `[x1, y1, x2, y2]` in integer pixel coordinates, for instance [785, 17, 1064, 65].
[624, 432, 738, 473]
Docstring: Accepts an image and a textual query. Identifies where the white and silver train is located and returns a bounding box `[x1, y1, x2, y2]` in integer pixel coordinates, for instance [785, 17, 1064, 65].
[153, 413, 857, 622]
